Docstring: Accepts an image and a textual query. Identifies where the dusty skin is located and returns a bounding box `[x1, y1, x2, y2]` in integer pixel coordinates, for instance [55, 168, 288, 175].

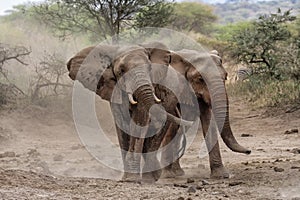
[0, 96, 299, 200]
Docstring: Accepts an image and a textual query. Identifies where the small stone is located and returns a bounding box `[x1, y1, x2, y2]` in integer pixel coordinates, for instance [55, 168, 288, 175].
[187, 178, 195, 183]
[229, 181, 243, 186]
[0, 151, 16, 158]
[241, 133, 253, 137]
[177, 197, 184, 200]
[211, 191, 220, 195]
[27, 148, 40, 157]
[274, 167, 284, 172]
[291, 148, 300, 154]
[201, 179, 210, 185]
[53, 154, 64, 161]
[196, 185, 203, 190]
[174, 183, 188, 188]
[187, 186, 197, 193]
[291, 166, 300, 169]
[291, 197, 300, 200]
[257, 148, 265, 152]
[284, 129, 299, 134]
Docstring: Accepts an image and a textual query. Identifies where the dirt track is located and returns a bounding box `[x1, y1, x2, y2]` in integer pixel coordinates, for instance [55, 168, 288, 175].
[0, 97, 299, 200]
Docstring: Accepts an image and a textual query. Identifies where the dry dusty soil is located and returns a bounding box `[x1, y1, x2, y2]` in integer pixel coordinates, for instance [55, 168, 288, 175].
[0, 96, 299, 200]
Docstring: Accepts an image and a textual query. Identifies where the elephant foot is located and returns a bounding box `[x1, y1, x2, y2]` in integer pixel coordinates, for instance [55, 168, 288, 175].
[142, 169, 162, 183]
[161, 167, 176, 178]
[172, 161, 185, 176]
[210, 166, 229, 179]
[121, 172, 141, 183]
[161, 162, 185, 178]
[142, 155, 161, 182]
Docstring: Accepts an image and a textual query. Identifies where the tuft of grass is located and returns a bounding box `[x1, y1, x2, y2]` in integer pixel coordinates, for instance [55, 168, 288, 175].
[227, 76, 300, 108]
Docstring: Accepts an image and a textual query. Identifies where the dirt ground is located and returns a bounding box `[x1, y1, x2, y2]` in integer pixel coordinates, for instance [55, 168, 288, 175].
[0, 96, 299, 200]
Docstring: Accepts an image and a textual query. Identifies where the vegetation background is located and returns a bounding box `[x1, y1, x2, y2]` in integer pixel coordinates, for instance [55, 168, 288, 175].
[0, 0, 299, 111]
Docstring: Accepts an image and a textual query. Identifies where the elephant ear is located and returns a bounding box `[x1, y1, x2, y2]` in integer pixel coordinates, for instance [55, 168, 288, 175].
[209, 50, 228, 80]
[169, 50, 197, 106]
[67, 46, 96, 81]
[177, 73, 196, 106]
[66, 45, 122, 102]
[140, 42, 171, 83]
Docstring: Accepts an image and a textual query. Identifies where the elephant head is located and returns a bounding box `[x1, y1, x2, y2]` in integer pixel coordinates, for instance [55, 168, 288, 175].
[67, 43, 170, 103]
[170, 49, 251, 155]
[111, 45, 164, 107]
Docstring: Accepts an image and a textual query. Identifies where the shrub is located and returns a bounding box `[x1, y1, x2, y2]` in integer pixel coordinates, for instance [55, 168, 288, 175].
[228, 75, 300, 107]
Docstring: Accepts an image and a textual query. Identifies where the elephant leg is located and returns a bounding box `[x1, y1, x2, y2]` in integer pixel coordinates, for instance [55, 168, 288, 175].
[171, 126, 185, 176]
[141, 121, 171, 183]
[199, 100, 229, 179]
[115, 126, 132, 181]
[123, 119, 150, 183]
[123, 136, 144, 182]
[111, 103, 133, 181]
[117, 127, 140, 182]
[160, 123, 185, 178]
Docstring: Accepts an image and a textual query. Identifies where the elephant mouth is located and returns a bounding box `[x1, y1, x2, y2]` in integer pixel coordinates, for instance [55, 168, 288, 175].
[197, 94, 211, 106]
[128, 91, 161, 105]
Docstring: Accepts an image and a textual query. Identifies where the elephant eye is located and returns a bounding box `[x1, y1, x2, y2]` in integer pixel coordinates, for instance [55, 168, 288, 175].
[164, 55, 171, 64]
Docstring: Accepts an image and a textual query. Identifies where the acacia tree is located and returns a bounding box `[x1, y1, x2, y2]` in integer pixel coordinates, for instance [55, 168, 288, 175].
[229, 9, 297, 79]
[32, 0, 174, 42]
[170, 2, 217, 35]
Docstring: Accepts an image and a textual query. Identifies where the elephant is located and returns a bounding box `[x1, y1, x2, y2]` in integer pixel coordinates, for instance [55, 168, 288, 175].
[160, 49, 251, 179]
[67, 42, 251, 182]
[67, 42, 194, 183]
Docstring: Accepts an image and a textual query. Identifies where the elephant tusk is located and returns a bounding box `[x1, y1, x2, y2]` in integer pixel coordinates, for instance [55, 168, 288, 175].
[153, 93, 161, 103]
[128, 93, 138, 105]
[210, 50, 219, 56]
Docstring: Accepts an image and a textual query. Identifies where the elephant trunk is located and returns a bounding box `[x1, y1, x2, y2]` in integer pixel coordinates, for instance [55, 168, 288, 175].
[221, 95, 251, 154]
[205, 77, 251, 155]
[128, 67, 193, 127]
[125, 69, 156, 177]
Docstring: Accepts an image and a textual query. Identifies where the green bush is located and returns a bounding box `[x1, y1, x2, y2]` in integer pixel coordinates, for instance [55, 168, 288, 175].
[225, 9, 299, 109]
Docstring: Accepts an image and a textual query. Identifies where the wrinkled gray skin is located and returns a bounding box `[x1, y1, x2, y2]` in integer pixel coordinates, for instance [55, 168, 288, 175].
[67, 42, 192, 183]
[67, 43, 250, 182]
[162, 50, 251, 179]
